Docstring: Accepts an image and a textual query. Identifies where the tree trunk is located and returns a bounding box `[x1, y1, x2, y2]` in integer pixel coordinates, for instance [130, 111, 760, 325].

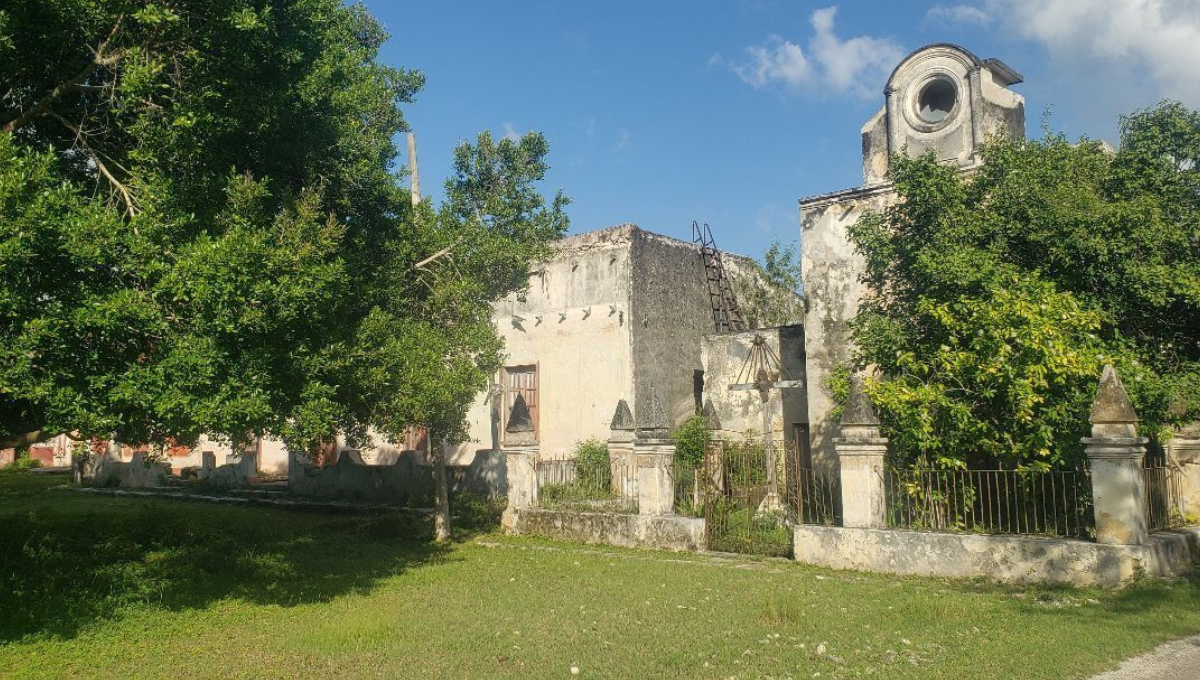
[430, 433, 451, 541]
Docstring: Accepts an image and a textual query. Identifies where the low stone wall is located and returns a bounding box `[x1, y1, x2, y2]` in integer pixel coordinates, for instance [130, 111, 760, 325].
[793, 524, 1200, 588]
[509, 508, 705, 552]
[288, 448, 506, 505]
[90, 452, 169, 489]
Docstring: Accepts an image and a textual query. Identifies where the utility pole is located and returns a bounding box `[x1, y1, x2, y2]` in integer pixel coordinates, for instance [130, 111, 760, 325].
[407, 132, 421, 207]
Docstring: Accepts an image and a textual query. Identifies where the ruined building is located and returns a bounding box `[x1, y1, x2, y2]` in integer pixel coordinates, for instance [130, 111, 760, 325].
[799, 43, 1026, 465]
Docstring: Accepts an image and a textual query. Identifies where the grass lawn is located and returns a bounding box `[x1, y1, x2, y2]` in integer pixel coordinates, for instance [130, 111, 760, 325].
[1, 470, 1199, 679]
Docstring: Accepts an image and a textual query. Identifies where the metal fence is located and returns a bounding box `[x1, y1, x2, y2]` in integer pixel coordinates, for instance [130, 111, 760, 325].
[1143, 457, 1185, 532]
[535, 457, 638, 513]
[673, 458, 703, 517]
[786, 466, 841, 526]
[884, 467, 1093, 538]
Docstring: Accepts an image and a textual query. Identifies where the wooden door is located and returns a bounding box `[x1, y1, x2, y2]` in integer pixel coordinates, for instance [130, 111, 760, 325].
[502, 364, 539, 436]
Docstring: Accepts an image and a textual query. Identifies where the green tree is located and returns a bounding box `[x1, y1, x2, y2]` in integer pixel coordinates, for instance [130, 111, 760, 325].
[0, 0, 568, 481]
[731, 239, 804, 329]
[847, 101, 1200, 469]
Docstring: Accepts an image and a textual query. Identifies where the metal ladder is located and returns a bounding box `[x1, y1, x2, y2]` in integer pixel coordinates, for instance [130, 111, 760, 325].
[692, 221, 746, 333]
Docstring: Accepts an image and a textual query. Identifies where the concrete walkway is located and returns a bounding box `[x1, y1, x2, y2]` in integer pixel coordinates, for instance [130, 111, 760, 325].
[1088, 635, 1200, 680]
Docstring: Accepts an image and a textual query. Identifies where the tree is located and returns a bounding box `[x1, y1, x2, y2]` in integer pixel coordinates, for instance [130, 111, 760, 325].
[0, 0, 568, 517]
[730, 239, 804, 329]
[846, 101, 1200, 469]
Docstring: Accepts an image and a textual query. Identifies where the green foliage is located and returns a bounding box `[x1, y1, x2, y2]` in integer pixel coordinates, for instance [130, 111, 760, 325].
[730, 239, 805, 329]
[671, 414, 709, 468]
[573, 438, 610, 489]
[847, 101, 1200, 468]
[0, 2, 567, 451]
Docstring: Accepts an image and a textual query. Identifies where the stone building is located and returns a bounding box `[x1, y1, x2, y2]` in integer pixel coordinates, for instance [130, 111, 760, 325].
[451, 223, 799, 462]
[799, 43, 1026, 465]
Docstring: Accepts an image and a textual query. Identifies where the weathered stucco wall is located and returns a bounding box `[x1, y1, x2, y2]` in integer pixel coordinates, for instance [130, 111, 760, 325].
[457, 226, 637, 460]
[511, 508, 705, 552]
[799, 187, 893, 466]
[701, 326, 807, 450]
[629, 229, 719, 430]
[794, 525, 1200, 588]
[288, 448, 506, 504]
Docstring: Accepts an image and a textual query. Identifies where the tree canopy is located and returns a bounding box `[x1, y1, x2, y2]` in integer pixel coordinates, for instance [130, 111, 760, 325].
[0, 1, 568, 453]
[847, 101, 1200, 469]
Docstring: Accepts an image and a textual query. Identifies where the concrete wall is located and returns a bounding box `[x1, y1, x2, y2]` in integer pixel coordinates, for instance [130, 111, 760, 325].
[1168, 428, 1200, 519]
[629, 229, 725, 429]
[457, 226, 637, 461]
[799, 186, 893, 466]
[510, 507, 705, 552]
[288, 448, 506, 504]
[702, 326, 808, 449]
[794, 524, 1200, 588]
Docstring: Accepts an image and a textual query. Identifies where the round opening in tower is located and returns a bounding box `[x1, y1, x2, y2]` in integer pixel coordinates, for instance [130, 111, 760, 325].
[916, 78, 957, 123]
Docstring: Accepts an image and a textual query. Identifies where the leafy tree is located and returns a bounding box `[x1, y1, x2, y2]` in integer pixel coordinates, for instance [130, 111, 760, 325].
[0, 0, 568, 478]
[731, 239, 804, 329]
[671, 414, 709, 469]
[847, 101, 1200, 469]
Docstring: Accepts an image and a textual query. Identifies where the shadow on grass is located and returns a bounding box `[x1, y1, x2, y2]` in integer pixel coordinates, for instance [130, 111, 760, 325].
[0, 470, 502, 644]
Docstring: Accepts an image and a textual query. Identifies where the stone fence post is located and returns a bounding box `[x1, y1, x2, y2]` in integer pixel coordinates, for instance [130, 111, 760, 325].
[835, 373, 888, 529]
[635, 389, 675, 516]
[1082, 365, 1149, 546]
[608, 399, 637, 498]
[502, 394, 539, 529]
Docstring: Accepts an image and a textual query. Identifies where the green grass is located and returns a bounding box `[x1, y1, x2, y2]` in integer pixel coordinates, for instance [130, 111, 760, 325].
[2, 469, 1200, 679]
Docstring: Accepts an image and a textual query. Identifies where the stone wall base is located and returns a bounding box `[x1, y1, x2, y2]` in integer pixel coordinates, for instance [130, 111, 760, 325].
[794, 525, 1200, 588]
[509, 508, 705, 552]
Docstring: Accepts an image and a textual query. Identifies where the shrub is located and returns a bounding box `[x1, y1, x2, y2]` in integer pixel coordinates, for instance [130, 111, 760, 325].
[672, 415, 709, 469]
[573, 438, 610, 490]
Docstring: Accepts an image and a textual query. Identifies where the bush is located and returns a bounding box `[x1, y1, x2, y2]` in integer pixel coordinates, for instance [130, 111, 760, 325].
[574, 438, 610, 490]
[672, 415, 709, 469]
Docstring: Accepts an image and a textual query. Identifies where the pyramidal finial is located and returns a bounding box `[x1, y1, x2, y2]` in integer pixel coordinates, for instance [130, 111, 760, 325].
[841, 372, 880, 427]
[702, 398, 722, 431]
[610, 399, 635, 431]
[636, 388, 669, 439]
[504, 394, 536, 445]
[1090, 364, 1138, 425]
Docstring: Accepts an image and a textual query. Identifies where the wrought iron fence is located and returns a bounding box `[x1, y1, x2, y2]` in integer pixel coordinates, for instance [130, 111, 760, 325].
[535, 457, 638, 513]
[673, 457, 704, 517]
[787, 466, 841, 526]
[884, 467, 1093, 538]
[1143, 458, 1185, 532]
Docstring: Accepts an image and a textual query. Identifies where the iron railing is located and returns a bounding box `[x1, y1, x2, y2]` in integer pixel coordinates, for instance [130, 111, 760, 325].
[535, 458, 637, 513]
[884, 467, 1093, 538]
[1143, 460, 1185, 532]
[787, 466, 841, 526]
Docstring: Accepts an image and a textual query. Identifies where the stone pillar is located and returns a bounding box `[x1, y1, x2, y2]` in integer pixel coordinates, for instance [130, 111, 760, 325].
[608, 399, 637, 497]
[502, 394, 539, 528]
[835, 373, 888, 529]
[1082, 365, 1149, 546]
[635, 388, 675, 516]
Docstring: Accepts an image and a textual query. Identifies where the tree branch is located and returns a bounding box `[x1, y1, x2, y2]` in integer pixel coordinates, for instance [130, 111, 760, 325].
[0, 20, 123, 134]
[48, 111, 138, 217]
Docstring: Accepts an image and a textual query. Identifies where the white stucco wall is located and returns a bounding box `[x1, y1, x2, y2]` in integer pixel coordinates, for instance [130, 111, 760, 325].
[454, 227, 637, 461]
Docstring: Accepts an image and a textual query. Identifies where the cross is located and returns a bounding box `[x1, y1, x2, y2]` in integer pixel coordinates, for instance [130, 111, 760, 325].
[728, 334, 804, 503]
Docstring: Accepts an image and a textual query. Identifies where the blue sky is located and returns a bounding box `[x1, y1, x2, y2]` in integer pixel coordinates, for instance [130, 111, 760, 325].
[367, 1, 1200, 261]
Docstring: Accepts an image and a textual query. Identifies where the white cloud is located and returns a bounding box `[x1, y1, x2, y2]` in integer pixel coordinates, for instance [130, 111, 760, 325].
[993, 0, 1200, 106]
[923, 4, 991, 27]
[731, 6, 902, 98]
[501, 122, 521, 142]
[614, 129, 631, 151]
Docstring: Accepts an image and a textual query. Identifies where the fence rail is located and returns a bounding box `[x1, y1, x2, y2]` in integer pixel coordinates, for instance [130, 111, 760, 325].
[535, 458, 638, 513]
[1143, 463, 1185, 532]
[884, 467, 1093, 538]
[787, 466, 841, 526]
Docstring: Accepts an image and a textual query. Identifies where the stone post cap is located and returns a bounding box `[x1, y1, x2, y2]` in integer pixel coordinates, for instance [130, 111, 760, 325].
[1090, 365, 1138, 424]
[636, 388, 669, 440]
[842, 373, 880, 427]
[504, 394, 537, 446]
[610, 398, 635, 431]
[1087, 365, 1139, 439]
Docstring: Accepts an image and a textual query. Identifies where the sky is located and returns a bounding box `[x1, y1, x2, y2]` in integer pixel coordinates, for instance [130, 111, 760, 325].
[366, 0, 1200, 262]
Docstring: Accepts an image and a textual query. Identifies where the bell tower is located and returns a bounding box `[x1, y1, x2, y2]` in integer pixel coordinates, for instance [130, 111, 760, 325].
[860, 43, 1025, 185]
